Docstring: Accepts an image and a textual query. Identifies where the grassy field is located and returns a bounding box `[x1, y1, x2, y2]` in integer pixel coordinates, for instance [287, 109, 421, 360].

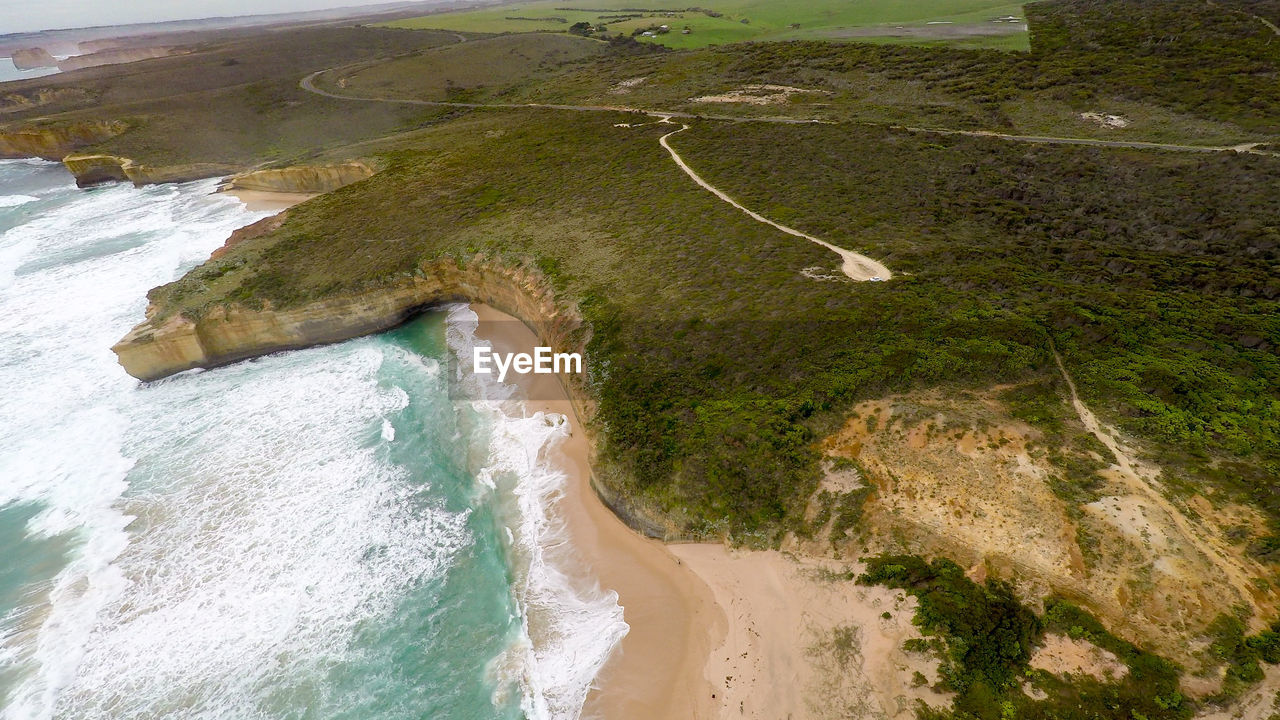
[497, 0, 1280, 142]
[383, 0, 1030, 50]
[334, 33, 607, 102]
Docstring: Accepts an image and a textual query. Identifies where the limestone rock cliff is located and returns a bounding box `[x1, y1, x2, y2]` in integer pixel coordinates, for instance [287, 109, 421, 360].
[11, 47, 57, 70]
[61, 153, 239, 187]
[58, 47, 181, 72]
[113, 258, 581, 382]
[61, 154, 129, 185]
[228, 162, 374, 194]
[0, 120, 126, 160]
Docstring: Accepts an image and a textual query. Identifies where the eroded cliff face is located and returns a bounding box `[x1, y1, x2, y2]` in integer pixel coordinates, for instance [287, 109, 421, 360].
[12, 47, 57, 70]
[58, 47, 180, 72]
[228, 162, 374, 194]
[113, 258, 581, 382]
[61, 153, 241, 187]
[0, 120, 126, 160]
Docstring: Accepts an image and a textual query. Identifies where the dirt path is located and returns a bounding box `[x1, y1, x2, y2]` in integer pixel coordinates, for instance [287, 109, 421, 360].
[299, 70, 820, 125]
[655, 119, 891, 282]
[300, 69, 1278, 156]
[1207, 0, 1280, 37]
[1051, 349, 1264, 619]
[904, 126, 1278, 157]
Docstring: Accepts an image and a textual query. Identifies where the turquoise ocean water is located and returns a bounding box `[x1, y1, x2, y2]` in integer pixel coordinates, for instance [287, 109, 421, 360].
[0, 160, 625, 719]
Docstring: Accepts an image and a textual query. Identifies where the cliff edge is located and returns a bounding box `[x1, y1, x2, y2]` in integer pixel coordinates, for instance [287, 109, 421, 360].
[113, 257, 581, 381]
[0, 120, 127, 161]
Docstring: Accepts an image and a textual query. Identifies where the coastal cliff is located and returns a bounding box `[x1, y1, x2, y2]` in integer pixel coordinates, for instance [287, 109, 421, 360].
[228, 162, 374, 193]
[61, 153, 239, 187]
[114, 258, 581, 382]
[12, 47, 57, 70]
[58, 47, 180, 72]
[0, 120, 126, 160]
[55, 154, 371, 190]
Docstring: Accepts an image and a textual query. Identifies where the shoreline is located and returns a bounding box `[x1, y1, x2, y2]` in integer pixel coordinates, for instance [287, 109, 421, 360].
[467, 304, 949, 719]
[219, 187, 316, 213]
[469, 304, 723, 719]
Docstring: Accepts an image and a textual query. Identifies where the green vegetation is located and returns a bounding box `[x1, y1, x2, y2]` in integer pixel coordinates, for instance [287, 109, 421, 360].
[138, 101, 1278, 545]
[670, 119, 1279, 535]
[383, 0, 1030, 50]
[503, 0, 1278, 143]
[330, 33, 609, 103]
[1200, 612, 1280, 700]
[861, 555, 1191, 720]
[860, 556, 1042, 696]
[10, 0, 1269, 547]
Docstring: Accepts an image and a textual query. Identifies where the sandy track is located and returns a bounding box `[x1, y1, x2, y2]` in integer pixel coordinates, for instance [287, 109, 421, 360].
[656, 119, 891, 282]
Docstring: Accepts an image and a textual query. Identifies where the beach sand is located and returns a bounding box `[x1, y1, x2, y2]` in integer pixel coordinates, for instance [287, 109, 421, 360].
[470, 304, 722, 720]
[469, 303, 948, 719]
[669, 546, 950, 720]
[220, 188, 316, 213]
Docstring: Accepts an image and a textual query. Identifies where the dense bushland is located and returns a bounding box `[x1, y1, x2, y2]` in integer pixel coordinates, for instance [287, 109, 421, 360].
[672, 120, 1279, 538]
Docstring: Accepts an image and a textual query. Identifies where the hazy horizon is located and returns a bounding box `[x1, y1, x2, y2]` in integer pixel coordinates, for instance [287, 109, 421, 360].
[1, 0, 436, 35]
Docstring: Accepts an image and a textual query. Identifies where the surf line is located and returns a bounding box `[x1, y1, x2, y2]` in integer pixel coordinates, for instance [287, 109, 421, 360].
[649, 117, 892, 282]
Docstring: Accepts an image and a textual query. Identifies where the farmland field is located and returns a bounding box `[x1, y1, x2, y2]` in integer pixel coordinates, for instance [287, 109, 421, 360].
[383, 0, 1030, 50]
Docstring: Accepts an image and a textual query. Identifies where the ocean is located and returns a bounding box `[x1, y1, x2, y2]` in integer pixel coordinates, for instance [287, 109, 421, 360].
[0, 159, 625, 719]
[0, 60, 60, 84]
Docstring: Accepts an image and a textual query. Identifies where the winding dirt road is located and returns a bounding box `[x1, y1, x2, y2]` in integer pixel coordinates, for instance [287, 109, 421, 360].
[656, 118, 891, 282]
[302, 70, 891, 281]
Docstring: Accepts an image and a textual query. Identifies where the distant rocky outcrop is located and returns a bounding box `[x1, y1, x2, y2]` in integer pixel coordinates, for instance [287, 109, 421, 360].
[0, 120, 126, 160]
[228, 162, 375, 194]
[11, 47, 57, 70]
[57, 46, 180, 72]
[0, 87, 93, 116]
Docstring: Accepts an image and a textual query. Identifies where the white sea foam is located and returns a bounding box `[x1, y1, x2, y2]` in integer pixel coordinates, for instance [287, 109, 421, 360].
[0, 194, 38, 207]
[0, 164, 611, 720]
[0, 169, 483, 719]
[40, 345, 467, 720]
[445, 304, 628, 720]
[0, 174, 282, 719]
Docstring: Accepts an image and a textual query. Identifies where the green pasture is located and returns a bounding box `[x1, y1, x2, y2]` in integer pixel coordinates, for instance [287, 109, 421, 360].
[383, 0, 1029, 50]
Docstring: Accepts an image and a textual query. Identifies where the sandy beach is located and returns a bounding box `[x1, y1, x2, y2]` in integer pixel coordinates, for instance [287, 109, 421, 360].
[470, 304, 722, 719]
[671, 546, 951, 720]
[469, 302, 953, 719]
[220, 187, 316, 212]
